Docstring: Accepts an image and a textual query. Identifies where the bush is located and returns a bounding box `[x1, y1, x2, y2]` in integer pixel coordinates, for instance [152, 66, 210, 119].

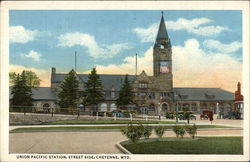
[165, 112, 174, 119]
[173, 125, 186, 138]
[173, 125, 181, 138]
[185, 124, 197, 138]
[142, 126, 152, 139]
[154, 126, 165, 138]
[120, 123, 144, 143]
[179, 126, 186, 138]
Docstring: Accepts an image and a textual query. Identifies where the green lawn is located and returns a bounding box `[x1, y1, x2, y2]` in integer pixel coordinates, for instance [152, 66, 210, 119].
[46, 119, 183, 124]
[11, 125, 234, 132]
[121, 137, 243, 154]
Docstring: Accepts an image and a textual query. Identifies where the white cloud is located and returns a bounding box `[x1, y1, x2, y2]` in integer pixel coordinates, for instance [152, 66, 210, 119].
[86, 38, 241, 92]
[10, 65, 50, 87]
[82, 47, 153, 75]
[133, 17, 229, 42]
[23, 50, 42, 62]
[133, 24, 158, 43]
[57, 32, 132, 58]
[10, 26, 39, 43]
[203, 39, 242, 53]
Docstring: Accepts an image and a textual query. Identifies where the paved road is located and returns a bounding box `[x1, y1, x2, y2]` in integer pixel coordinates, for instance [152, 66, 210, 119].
[10, 129, 243, 154]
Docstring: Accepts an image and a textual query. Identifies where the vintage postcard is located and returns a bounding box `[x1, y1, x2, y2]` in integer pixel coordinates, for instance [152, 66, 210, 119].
[1, 1, 249, 162]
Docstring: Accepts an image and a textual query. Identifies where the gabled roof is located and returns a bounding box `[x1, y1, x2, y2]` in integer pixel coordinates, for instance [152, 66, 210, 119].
[9, 87, 57, 101]
[156, 15, 169, 41]
[173, 88, 234, 101]
[52, 74, 136, 91]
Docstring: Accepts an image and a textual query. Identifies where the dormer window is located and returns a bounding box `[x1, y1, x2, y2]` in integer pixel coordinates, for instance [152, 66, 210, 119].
[139, 82, 148, 89]
[111, 90, 115, 99]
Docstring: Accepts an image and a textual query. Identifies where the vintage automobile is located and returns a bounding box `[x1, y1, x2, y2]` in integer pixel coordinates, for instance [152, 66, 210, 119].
[200, 110, 213, 120]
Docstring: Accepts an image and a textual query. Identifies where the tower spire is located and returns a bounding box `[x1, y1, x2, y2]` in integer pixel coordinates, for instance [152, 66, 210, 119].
[156, 11, 169, 42]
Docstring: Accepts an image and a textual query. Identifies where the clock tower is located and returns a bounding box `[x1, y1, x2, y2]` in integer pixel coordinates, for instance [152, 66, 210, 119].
[153, 13, 173, 92]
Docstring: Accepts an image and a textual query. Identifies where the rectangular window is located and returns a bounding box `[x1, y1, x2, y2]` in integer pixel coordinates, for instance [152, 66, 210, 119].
[139, 92, 146, 97]
[111, 91, 115, 98]
[160, 92, 167, 97]
[139, 83, 148, 89]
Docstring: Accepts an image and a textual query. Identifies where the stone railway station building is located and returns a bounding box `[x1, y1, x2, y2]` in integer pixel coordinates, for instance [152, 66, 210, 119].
[10, 14, 237, 115]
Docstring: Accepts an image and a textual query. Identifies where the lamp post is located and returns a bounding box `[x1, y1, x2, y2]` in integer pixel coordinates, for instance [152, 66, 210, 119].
[172, 91, 178, 123]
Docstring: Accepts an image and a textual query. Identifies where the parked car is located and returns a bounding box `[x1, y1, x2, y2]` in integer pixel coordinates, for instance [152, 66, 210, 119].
[189, 114, 196, 120]
[112, 112, 124, 118]
[200, 110, 213, 120]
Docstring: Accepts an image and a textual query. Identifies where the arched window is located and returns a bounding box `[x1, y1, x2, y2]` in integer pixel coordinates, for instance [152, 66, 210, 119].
[183, 103, 190, 111]
[100, 103, 107, 111]
[160, 44, 164, 49]
[110, 103, 117, 111]
[149, 103, 155, 111]
[162, 103, 168, 111]
[191, 103, 197, 112]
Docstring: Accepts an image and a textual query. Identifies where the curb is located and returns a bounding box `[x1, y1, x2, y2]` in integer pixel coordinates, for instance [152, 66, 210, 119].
[115, 142, 132, 154]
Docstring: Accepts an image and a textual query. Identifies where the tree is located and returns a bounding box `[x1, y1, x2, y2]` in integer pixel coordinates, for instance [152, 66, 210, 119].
[116, 74, 134, 108]
[9, 70, 41, 87]
[11, 72, 33, 107]
[58, 69, 79, 109]
[84, 67, 105, 111]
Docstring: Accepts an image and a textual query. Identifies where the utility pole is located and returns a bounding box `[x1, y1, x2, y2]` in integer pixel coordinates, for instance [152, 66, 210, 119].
[75, 51, 77, 72]
[136, 53, 138, 76]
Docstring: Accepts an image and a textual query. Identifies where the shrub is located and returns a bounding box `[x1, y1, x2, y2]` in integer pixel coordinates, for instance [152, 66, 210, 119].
[179, 126, 186, 138]
[154, 126, 165, 138]
[120, 123, 144, 143]
[173, 125, 181, 138]
[142, 125, 152, 139]
[185, 124, 197, 138]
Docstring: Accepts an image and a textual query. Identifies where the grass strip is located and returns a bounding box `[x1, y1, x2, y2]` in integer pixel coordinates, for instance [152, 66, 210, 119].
[121, 137, 243, 154]
[47, 119, 184, 124]
[11, 125, 234, 132]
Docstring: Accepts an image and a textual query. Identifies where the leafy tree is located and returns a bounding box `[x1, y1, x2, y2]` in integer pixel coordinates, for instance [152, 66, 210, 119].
[185, 124, 197, 139]
[154, 126, 165, 138]
[9, 72, 17, 85]
[84, 67, 105, 111]
[173, 125, 181, 138]
[142, 125, 153, 139]
[116, 74, 134, 108]
[58, 69, 79, 109]
[9, 70, 41, 87]
[179, 126, 186, 138]
[11, 72, 33, 106]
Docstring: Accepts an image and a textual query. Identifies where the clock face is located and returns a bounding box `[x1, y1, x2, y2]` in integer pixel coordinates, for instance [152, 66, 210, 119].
[160, 61, 170, 73]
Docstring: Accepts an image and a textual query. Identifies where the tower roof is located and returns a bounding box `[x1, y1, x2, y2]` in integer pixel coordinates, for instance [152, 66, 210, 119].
[156, 14, 169, 41]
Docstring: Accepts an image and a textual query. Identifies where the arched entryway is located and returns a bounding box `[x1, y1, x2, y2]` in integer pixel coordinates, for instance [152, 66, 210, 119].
[43, 103, 50, 113]
[191, 103, 197, 112]
[182, 103, 190, 111]
[224, 103, 232, 113]
[209, 103, 216, 113]
[148, 103, 156, 115]
[161, 102, 169, 115]
[100, 103, 107, 111]
[110, 103, 117, 111]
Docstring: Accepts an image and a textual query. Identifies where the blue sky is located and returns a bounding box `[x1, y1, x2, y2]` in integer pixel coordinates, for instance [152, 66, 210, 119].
[9, 10, 242, 91]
